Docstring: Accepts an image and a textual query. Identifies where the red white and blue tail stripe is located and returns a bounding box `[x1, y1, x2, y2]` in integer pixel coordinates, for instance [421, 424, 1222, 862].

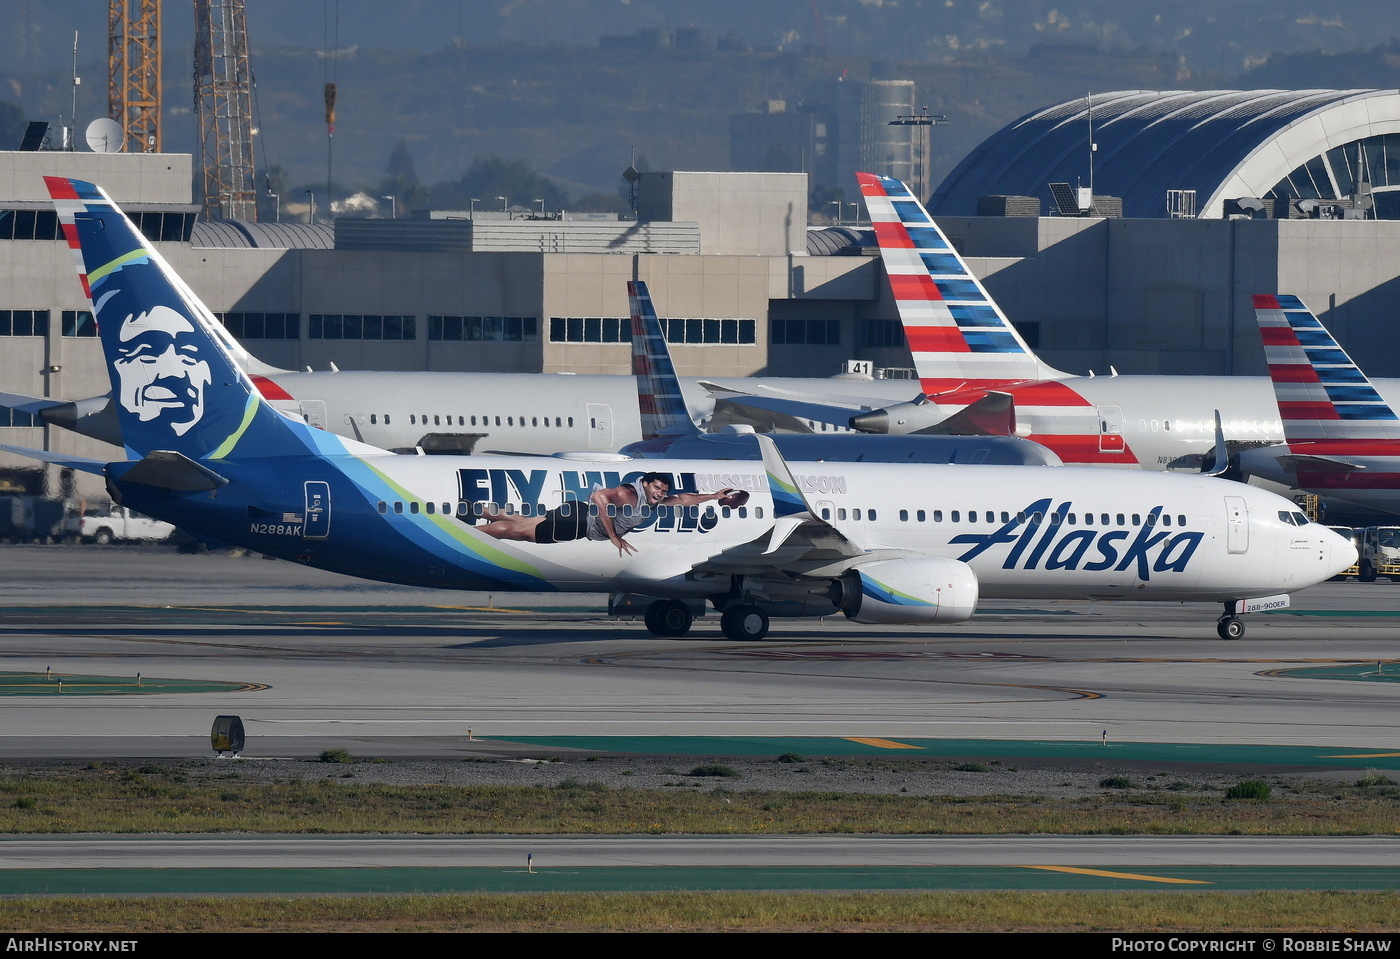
[856, 172, 1066, 395]
[628, 280, 692, 440]
[1254, 294, 1400, 443]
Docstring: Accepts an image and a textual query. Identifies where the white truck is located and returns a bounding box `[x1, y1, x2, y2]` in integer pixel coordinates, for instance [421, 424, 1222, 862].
[1351, 526, 1400, 582]
[80, 505, 175, 545]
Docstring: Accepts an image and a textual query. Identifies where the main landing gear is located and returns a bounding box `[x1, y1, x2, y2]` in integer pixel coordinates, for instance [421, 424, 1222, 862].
[720, 604, 769, 641]
[643, 599, 693, 637]
[640, 599, 772, 640]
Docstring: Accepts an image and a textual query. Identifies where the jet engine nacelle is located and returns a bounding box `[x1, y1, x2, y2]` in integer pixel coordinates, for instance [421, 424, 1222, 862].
[833, 557, 979, 625]
[850, 400, 944, 435]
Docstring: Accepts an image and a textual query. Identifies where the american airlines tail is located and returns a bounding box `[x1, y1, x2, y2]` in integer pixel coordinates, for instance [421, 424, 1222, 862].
[856, 172, 1068, 395]
[628, 280, 695, 440]
[46, 176, 331, 463]
[1254, 294, 1400, 443]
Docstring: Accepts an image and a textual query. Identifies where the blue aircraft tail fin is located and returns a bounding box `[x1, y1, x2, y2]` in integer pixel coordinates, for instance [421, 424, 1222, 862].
[47, 177, 313, 461]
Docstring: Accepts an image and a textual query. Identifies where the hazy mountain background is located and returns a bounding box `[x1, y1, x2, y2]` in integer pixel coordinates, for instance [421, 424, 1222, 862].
[5, 1, 1400, 214]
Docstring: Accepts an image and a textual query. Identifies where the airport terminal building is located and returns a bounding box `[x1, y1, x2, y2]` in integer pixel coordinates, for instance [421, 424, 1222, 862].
[7, 88, 1400, 504]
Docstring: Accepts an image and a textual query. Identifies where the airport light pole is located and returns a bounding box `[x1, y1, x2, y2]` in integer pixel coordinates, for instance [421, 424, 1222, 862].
[889, 108, 948, 202]
[497, 195, 508, 216]
[305, 190, 316, 224]
[828, 199, 841, 225]
[381, 195, 396, 219]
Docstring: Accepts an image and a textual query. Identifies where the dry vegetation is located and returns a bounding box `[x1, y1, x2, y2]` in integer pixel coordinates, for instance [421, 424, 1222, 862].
[0, 762, 1397, 836]
[1, 891, 1398, 933]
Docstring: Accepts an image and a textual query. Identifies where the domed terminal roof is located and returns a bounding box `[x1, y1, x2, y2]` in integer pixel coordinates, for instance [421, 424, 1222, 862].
[931, 90, 1400, 219]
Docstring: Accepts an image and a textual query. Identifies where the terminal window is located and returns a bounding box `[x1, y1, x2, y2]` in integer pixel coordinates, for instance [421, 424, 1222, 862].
[61, 310, 97, 337]
[0, 310, 49, 336]
[309, 314, 417, 340]
[549, 317, 756, 345]
[772, 319, 840, 345]
[218, 313, 300, 340]
[429, 316, 539, 342]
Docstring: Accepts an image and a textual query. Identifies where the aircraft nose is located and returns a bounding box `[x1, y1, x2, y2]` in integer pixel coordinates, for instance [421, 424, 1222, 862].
[850, 409, 889, 433]
[1322, 526, 1359, 580]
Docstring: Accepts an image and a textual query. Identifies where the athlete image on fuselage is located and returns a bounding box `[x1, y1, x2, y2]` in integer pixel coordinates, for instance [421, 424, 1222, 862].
[476, 472, 747, 556]
[112, 304, 212, 437]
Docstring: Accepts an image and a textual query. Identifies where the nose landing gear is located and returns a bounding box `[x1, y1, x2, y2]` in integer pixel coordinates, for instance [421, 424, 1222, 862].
[1216, 615, 1245, 640]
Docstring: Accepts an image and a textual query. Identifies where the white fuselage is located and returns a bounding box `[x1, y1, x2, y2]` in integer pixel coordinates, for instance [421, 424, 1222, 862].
[238, 450, 1352, 602]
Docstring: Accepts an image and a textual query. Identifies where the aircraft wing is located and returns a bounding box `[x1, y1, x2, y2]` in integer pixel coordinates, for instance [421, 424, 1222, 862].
[697, 379, 897, 410]
[701, 382, 895, 433]
[692, 435, 878, 581]
[708, 397, 817, 433]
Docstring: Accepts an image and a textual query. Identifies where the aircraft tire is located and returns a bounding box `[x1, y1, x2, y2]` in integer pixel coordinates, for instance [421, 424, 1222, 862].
[1216, 617, 1245, 640]
[1360, 561, 1378, 583]
[646, 600, 692, 637]
[722, 604, 769, 641]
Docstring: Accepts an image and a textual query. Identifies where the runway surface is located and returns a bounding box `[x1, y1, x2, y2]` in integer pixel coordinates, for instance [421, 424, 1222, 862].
[3, 838, 1399, 892]
[3, 545, 1400, 893]
[1, 545, 1399, 759]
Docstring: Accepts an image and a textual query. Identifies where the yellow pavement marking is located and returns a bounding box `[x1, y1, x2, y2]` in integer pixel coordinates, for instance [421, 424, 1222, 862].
[844, 737, 922, 750]
[1022, 865, 1209, 884]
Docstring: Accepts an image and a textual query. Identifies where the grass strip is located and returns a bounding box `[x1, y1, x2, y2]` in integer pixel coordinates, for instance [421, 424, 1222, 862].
[1, 765, 1399, 835]
[1, 891, 1397, 932]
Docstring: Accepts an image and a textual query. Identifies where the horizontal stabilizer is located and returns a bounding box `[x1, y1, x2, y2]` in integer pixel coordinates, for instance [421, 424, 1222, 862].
[0, 444, 108, 476]
[114, 451, 230, 491]
[1274, 453, 1367, 474]
[915, 391, 1016, 436]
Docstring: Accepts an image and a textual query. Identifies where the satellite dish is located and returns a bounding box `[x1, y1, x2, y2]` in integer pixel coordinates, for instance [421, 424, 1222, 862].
[84, 118, 123, 154]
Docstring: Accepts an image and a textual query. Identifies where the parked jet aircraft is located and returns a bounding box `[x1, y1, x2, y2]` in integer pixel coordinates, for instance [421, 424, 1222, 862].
[619, 278, 1060, 466]
[839, 173, 1400, 472]
[3, 177, 1352, 642]
[1239, 295, 1400, 517]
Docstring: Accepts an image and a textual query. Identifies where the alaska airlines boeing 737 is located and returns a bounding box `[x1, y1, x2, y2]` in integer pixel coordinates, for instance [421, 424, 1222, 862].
[841, 174, 1400, 472]
[3, 178, 1353, 642]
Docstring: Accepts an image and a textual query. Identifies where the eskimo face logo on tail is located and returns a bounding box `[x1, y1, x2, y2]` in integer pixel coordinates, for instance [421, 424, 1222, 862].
[950, 498, 1203, 580]
[112, 305, 212, 436]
